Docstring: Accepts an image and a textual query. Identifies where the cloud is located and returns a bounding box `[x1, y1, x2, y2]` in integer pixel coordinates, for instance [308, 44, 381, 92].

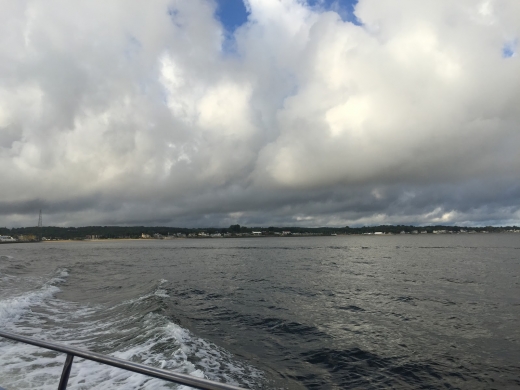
[0, 0, 519, 227]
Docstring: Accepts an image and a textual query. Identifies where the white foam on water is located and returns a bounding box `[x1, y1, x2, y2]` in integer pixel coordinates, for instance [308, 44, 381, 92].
[155, 289, 170, 298]
[154, 279, 170, 298]
[0, 274, 265, 389]
[0, 281, 60, 328]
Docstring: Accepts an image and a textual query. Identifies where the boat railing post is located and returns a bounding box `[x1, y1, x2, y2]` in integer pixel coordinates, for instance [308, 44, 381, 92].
[57, 353, 74, 390]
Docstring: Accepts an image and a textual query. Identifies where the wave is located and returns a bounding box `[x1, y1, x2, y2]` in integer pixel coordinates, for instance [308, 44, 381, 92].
[0, 268, 67, 328]
[0, 273, 265, 389]
[299, 346, 514, 389]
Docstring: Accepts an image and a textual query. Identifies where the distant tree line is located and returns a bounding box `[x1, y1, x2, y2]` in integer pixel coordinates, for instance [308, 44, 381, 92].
[0, 224, 517, 241]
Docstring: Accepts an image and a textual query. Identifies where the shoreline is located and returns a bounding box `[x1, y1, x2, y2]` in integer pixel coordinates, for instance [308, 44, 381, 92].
[2, 231, 518, 245]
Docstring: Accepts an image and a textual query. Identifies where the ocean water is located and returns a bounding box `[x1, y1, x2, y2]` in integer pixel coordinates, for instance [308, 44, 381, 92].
[0, 235, 519, 389]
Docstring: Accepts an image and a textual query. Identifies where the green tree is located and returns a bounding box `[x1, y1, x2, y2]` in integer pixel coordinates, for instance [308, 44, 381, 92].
[229, 224, 241, 233]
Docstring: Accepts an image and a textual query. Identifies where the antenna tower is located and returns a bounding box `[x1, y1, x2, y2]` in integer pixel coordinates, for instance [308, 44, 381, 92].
[38, 209, 42, 241]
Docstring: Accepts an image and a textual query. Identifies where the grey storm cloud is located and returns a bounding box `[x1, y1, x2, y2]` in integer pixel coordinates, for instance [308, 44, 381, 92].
[0, 0, 519, 227]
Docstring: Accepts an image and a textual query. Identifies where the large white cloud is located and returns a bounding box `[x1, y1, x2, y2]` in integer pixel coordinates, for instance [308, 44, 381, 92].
[0, 0, 519, 227]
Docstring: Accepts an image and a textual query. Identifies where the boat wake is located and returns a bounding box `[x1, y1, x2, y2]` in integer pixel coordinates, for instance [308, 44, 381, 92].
[0, 269, 264, 389]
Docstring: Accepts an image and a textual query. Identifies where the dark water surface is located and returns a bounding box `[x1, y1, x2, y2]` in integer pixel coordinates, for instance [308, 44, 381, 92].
[0, 235, 519, 389]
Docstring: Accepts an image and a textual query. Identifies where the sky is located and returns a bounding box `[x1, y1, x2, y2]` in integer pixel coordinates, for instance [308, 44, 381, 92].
[0, 0, 519, 228]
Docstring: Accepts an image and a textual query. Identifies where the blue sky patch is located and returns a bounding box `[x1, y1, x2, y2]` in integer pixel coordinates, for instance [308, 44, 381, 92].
[215, 0, 249, 33]
[307, 0, 360, 25]
[214, 0, 360, 33]
[502, 40, 517, 58]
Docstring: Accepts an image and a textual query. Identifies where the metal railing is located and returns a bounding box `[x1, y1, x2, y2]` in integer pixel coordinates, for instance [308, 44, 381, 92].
[0, 330, 247, 390]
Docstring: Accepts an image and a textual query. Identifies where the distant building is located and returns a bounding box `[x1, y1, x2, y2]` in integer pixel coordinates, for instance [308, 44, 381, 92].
[141, 233, 151, 238]
[17, 234, 37, 241]
[252, 231, 262, 236]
